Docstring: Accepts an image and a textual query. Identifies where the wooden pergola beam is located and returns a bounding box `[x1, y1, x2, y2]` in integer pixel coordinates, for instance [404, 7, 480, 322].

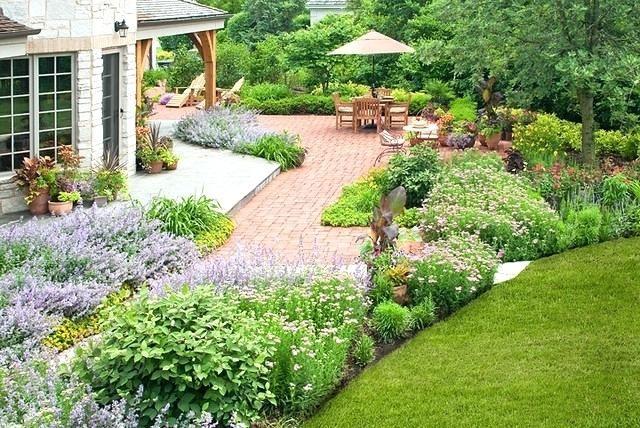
[196, 30, 217, 108]
[136, 39, 153, 106]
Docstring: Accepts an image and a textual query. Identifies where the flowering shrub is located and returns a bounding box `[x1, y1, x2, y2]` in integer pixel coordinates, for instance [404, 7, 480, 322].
[513, 113, 582, 161]
[0, 205, 197, 354]
[173, 106, 270, 150]
[407, 234, 499, 316]
[78, 252, 368, 424]
[420, 151, 565, 261]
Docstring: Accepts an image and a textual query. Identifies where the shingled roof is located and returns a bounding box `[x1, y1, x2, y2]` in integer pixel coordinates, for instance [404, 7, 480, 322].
[137, 0, 229, 26]
[0, 8, 40, 40]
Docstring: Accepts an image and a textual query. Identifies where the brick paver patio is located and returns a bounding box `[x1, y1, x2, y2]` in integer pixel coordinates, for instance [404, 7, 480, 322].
[152, 107, 512, 264]
[218, 115, 380, 263]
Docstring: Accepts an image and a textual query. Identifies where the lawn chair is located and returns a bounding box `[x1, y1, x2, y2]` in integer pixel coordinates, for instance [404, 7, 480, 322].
[196, 77, 245, 110]
[332, 92, 354, 129]
[375, 130, 406, 165]
[386, 102, 410, 129]
[166, 74, 205, 108]
[353, 98, 382, 133]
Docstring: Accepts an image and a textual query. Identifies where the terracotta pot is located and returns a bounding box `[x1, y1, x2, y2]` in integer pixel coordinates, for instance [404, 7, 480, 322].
[165, 161, 178, 171]
[29, 189, 50, 215]
[438, 134, 449, 147]
[148, 160, 164, 174]
[478, 134, 488, 147]
[486, 132, 501, 150]
[392, 284, 410, 306]
[48, 201, 73, 216]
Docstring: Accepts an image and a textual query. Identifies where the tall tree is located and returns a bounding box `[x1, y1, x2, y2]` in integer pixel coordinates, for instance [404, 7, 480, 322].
[227, 0, 308, 45]
[437, 0, 640, 165]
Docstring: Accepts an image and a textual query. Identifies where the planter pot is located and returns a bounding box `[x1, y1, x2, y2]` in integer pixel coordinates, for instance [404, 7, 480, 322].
[48, 201, 73, 216]
[29, 189, 50, 215]
[438, 134, 449, 147]
[478, 134, 488, 147]
[503, 130, 513, 141]
[93, 196, 108, 207]
[148, 160, 164, 174]
[165, 161, 178, 171]
[392, 284, 410, 306]
[486, 132, 501, 150]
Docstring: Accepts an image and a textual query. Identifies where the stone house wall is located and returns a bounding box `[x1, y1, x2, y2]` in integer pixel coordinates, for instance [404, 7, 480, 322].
[0, 0, 137, 214]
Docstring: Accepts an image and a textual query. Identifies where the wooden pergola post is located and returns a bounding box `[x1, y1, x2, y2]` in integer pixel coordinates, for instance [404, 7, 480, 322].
[136, 39, 153, 106]
[192, 30, 217, 108]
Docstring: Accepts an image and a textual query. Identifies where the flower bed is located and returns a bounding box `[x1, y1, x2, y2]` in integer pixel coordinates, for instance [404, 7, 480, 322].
[0, 205, 197, 356]
[173, 106, 306, 170]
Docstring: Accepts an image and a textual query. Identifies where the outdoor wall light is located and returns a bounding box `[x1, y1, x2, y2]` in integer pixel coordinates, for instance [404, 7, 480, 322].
[114, 19, 129, 38]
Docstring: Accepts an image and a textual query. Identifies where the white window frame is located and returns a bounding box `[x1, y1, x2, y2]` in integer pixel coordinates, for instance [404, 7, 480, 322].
[0, 53, 76, 178]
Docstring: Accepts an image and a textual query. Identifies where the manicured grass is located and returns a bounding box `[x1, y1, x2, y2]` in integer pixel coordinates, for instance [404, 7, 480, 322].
[305, 238, 640, 427]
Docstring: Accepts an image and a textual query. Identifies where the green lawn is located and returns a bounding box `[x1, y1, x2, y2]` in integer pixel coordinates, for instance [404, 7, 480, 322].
[305, 238, 640, 428]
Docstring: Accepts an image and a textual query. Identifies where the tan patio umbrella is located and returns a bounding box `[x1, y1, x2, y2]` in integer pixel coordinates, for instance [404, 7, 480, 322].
[328, 30, 415, 95]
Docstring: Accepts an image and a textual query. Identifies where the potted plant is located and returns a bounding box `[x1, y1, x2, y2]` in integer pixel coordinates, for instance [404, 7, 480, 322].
[447, 122, 477, 150]
[48, 191, 80, 216]
[13, 156, 56, 215]
[160, 147, 179, 170]
[478, 117, 502, 150]
[137, 122, 166, 174]
[404, 131, 420, 147]
[436, 112, 454, 147]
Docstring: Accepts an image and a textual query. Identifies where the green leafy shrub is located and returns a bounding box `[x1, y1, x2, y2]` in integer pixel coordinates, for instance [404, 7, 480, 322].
[513, 113, 582, 161]
[409, 92, 433, 115]
[423, 79, 455, 106]
[352, 334, 376, 367]
[407, 234, 498, 316]
[241, 95, 334, 115]
[217, 41, 250, 88]
[312, 82, 369, 98]
[449, 98, 477, 122]
[147, 196, 231, 239]
[410, 297, 436, 330]
[321, 168, 389, 227]
[167, 48, 203, 90]
[240, 277, 367, 415]
[595, 130, 639, 161]
[142, 68, 168, 88]
[371, 301, 412, 343]
[75, 288, 276, 425]
[565, 205, 603, 248]
[237, 133, 305, 170]
[385, 145, 441, 208]
[396, 207, 421, 228]
[194, 216, 236, 253]
[421, 151, 565, 261]
[241, 83, 293, 102]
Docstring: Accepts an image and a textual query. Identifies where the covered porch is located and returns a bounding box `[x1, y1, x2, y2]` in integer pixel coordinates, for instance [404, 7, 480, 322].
[135, 0, 229, 108]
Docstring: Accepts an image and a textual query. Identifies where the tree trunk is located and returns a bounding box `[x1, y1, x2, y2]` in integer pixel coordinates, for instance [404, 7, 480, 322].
[578, 88, 596, 166]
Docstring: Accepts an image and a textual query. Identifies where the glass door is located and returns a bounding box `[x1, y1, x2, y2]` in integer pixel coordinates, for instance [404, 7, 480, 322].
[102, 53, 120, 162]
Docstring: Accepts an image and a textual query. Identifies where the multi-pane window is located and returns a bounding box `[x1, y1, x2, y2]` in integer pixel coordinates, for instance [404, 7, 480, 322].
[37, 55, 73, 161]
[0, 54, 74, 173]
[0, 58, 31, 173]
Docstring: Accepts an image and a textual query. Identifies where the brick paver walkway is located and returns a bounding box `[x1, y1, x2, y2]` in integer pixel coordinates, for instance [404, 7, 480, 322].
[218, 115, 380, 263]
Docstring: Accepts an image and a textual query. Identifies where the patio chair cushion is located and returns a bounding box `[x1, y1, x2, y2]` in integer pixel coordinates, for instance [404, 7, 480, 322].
[338, 106, 353, 113]
[389, 106, 408, 114]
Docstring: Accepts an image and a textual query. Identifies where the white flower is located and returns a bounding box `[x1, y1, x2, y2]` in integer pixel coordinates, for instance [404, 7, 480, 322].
[293, 364, 302, 371]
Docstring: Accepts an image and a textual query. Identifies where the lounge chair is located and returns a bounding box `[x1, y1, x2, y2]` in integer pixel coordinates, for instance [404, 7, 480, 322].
[166, 74, 205, 108]
[332, 92, 354, 129]
[196, 77, 246, 110]
[375, 130, 406, 165]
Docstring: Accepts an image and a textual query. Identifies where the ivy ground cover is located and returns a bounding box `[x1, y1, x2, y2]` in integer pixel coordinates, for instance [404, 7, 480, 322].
[305, 238, 640, 427]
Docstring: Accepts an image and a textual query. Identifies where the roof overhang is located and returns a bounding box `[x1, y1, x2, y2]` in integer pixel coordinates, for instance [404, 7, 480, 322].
[136, 17, 228, 40]
[0, 36, 30, 58]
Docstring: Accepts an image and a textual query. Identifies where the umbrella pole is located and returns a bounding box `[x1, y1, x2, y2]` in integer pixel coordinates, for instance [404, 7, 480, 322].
[371, 56, 376, 97]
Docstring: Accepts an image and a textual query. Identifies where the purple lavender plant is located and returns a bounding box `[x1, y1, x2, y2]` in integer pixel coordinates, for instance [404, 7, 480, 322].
[0, 204, 198, 353]
[172, 106, 271, 150]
